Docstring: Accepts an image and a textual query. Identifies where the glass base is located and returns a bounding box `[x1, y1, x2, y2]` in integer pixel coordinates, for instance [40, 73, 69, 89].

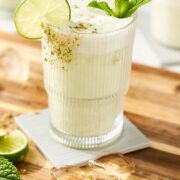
[50, 114, 124, 149]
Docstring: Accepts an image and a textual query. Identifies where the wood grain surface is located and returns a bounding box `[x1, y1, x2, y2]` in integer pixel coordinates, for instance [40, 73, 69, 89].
[0, 32, 180, 180]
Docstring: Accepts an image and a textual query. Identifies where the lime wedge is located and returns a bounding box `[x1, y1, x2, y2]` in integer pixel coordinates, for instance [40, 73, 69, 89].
[0, 130, 28, 163]
[0, 130, 6, 141]
[14, 0, 71, 39]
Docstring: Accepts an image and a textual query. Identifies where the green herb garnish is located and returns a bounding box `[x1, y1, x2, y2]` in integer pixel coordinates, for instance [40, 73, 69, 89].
[88, 0, 151, 18]
[0, 157, 20, 180]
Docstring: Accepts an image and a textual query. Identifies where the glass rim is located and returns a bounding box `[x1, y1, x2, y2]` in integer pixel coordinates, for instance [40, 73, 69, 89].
[155, 0, 180, 5]
[44, 13, 137, 36]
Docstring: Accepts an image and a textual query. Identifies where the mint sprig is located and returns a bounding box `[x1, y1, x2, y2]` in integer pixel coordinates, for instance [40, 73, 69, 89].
[88, 0, 151, 18]
[88, 1, 115, 16]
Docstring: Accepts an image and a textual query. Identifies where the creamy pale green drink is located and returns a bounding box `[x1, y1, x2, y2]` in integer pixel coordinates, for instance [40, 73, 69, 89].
[42, 0, 136, 148]
[14, 0, 151, 149]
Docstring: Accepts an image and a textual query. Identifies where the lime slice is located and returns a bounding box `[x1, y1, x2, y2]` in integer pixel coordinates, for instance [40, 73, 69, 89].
[0, 130, 28, 163]
[14, 0, 71, 39]
[0, 130, 6, 141]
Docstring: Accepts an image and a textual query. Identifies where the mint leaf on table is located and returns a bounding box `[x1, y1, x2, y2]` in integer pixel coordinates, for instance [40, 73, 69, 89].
[88, 0, 151, 18]
[88, 1, 114, 16]
[0, 157, 20, 180]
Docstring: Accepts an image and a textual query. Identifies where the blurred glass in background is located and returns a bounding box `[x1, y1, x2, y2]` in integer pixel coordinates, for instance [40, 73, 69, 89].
[151, 0, 180, 49]
[134, 0, 180, 72]
[0, 0, 19, 32]
[0, 0, 19, 13]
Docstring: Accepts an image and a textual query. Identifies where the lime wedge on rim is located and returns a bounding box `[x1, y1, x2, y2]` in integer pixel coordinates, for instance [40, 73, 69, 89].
[14, 0, 71, 39]
[0, 130, 6, 141]
[0, 130, 28, 163]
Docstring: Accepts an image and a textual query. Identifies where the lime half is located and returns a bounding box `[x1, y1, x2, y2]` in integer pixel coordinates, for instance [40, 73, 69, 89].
[0, 130, 6, 141]
[14, 0, 71, 39]
[0, 130, 28, 163]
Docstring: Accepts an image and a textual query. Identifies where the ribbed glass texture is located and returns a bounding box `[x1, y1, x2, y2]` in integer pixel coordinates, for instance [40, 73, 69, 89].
[42, 17, 137, 149]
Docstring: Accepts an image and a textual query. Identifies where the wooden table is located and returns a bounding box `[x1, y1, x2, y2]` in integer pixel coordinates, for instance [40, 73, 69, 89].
[0, 32, 180, 180]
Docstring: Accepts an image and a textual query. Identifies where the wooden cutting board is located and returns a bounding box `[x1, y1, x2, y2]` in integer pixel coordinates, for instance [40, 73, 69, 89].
[0, 31, 180, 180]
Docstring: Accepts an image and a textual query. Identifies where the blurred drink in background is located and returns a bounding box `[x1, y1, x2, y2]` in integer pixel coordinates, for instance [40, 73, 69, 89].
[0, 0, 19, 12]
[151, 0, 180, 49]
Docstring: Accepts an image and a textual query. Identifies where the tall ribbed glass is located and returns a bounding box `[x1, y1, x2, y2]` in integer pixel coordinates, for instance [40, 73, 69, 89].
[42, 17, 137, 149]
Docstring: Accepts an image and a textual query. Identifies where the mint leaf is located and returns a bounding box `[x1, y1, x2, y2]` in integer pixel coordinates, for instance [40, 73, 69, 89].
[88, 1, 114, 16]
[125, 0, 151, 17]
[128, 0, 137, 8]
[0, 157, 20, 180]
[114, 0, 125, 17]
[120, 1, 130, 17]
[88, 0, 151, 18]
